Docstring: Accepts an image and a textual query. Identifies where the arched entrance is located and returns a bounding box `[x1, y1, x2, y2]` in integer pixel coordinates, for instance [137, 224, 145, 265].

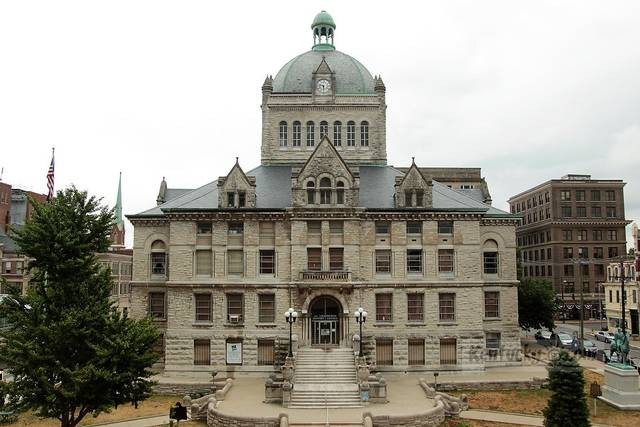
[309, 295, 342, 346]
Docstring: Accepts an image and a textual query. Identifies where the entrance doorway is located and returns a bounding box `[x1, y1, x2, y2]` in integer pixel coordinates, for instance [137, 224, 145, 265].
[309, 296, 342, 346]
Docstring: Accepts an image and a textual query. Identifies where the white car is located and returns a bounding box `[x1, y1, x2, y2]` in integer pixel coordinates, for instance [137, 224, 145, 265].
[554, 333, 574, 348]
[595, 331, 614, 343]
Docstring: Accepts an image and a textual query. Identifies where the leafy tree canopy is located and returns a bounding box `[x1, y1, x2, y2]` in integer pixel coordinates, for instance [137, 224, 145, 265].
[0, 187, 159, 427]
[519, 278, 556, 331]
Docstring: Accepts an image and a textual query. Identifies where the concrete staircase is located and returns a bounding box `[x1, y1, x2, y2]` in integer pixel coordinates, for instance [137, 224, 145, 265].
[290, 347, 362, 408]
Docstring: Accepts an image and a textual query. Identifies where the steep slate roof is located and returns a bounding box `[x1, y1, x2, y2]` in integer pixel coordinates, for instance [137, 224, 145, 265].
[129, 166, 511, 218]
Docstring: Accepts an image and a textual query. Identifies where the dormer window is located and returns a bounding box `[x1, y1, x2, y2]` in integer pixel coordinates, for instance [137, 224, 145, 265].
[336, 181, 345, 204]
[307, 181, 315, 204]
[319, 177, 331, 204]
[415, 190, 424, 207]
[238, 191, 246, 207]
[227, 192, 235, 207]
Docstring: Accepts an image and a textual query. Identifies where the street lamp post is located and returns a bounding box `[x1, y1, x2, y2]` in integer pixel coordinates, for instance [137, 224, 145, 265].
[561, 280, 567, 323]
[284, 307, 298, 358]
[355, 307, 367, 357]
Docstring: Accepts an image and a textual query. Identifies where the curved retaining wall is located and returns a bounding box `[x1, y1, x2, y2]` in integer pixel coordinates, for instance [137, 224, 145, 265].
[207, 408, 286, 427]
[363, 401, 446, 427]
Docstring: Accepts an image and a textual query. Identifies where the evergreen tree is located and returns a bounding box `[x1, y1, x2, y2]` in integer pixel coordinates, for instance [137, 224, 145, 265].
[543, 350, 590, 427]
[0, 188, 159, 427]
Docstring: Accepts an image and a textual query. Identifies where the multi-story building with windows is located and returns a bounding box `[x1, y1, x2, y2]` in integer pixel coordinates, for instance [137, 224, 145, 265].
[603, 259, 639, 336]
[509, 174, 630, 319]
[128, 11, 520, 376]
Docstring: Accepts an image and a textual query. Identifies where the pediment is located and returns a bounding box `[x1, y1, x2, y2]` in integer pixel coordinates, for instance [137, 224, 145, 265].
[313, 57, 333, 75]
[297, 136, 354, 182]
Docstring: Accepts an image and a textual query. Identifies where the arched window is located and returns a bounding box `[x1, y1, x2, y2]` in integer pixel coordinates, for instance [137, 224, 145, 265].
[320, 121, 328, 139]
[150, 240, 167, 276]
[336, 180, 345, 204]
[333, 121, 342, 146]
[319, 177, 331, 204]
[306, 121, 315, 147]
[292, 121, 301, 147]
[482, 239, 499, 275]
[347, 121, 355, 146]
[306, 181, 315, 204]
[278, 121, 287, 147]
[360, 121, 369, 146]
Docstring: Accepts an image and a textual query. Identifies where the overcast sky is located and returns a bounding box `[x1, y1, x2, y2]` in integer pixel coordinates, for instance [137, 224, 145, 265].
[1, 1, 639, 248]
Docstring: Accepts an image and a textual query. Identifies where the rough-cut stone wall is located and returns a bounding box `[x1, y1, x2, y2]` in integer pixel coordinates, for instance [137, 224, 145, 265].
[364, 404, 445, 427]
[394, 166, 433, 208]
[216, 165, 256, 208]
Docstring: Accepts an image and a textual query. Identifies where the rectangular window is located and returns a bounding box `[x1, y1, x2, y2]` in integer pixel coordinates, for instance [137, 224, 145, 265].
[560, 190, 571, 201]
[593, 230, 603, 241]
[228, 222, 244, 235]
[438, 220, 453, 234]
[576, 190, 585, 201]
[407, 249, 423, 273]
[227, 250, 244, 275]
[438, 249, 454, 273]
[564, 264, 574, 276]
[440, 338, 457, 365]
[197, 222, 212, 234]
[227, 192, 235, 207]
[407, 293, 424, 322]
[577, 230, 587, 241]
[196, 250, 212, 276]
[333, 122, 342, 146]
[594, 264, 605, 276]
[408, 339, 425, 365]
[226, 293, 244, 323]
[307, 248, 322, 271]
[194, 339, 211, 365]
[375, 221, 390, 235]
[329, 247, 344, 271]
[347, 122, 355, 146]
[258, 294, 275, 323]
[375, 293, 393, 322]
[376, 339, 393, 366]
[606, 190, 615, 201]
[307, 220, 321, 236]
[591, 190, 601, 201]
[484, 291, 500, 318]
[439, 293, 455, 322]
[591, 206, 602, 217]
[151, 252, 167, 275]
[483, 252, 498, 274]
[563, 247, 573, 259]
[306, 122, 315, 146]
[195, 293, 212, 322]
[406, 221, 422, 235]
[257, 340, 275, 365]
[576, 206, 587, 217]
[405, 191, 412, 207]
[293, 122, 301, 146]
[329, 220, 343, 236]
[375, 250, 391, 274]
[608, 247, 618, 258]
[578, 247, 588, 259]
[547, 248, 552, 259]
[149, 292, 165, 319]
[259, 249, 275, 275]
[594, 247, 604, 258]
[415, 190, 424, 207]
[486, 333, 501, 357]
[606, 206, 617, 218]
[238, 191, 246, 207]
[561, 206, 572, 217]
[607, 230, 618, 241]
[259, 221, 275, 246]
[562, 230, 572, 241]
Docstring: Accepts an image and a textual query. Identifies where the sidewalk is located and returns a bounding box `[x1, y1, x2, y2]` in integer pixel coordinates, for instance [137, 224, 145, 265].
[461, 409, 614, 427]
[93, 415, 168, 427]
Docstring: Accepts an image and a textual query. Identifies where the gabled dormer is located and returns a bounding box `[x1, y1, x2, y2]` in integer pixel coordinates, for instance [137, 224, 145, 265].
[292, 136, 358, 207]
[217, 159, 256, 208]
[312, 57, 336, 102]
[394, 158, 433, 208]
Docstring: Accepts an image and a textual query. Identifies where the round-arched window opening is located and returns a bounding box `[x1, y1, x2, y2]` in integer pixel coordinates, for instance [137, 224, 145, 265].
[336, 181, 345, 204]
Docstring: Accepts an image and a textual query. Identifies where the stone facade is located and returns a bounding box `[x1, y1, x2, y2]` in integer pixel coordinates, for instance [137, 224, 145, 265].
[127, 11, 520, 378]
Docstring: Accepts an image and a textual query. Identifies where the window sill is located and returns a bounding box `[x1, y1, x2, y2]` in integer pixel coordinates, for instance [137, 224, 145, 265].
[484, 317, 502, 321]
[224, 323, 245, 328]
[256, 322, 277, 327]
[151, 318, 167, 323]
[406, 322, 426, 327]
[373, 322, 395, 327]
[437, 322, 458, 326]
[438, 273, 455, 279]
[192, 322, 214, 327]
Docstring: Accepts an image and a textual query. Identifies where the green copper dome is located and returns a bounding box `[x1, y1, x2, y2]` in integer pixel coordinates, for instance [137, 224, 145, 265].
[311, 10, 336, 29]
[273, 50, 375, 94]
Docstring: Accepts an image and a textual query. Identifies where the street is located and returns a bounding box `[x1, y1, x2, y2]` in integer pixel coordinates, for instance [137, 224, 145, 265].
[552, 321, 640, 360]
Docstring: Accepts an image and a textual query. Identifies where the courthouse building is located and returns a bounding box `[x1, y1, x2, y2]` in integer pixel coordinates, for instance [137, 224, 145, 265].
[128, 11, 520, 375]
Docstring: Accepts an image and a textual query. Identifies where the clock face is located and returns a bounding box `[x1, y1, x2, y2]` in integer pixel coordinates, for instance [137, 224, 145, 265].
[316, 79, 331, 94]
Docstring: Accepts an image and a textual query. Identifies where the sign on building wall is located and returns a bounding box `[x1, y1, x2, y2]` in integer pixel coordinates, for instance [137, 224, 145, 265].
[226, 341, 242, 365]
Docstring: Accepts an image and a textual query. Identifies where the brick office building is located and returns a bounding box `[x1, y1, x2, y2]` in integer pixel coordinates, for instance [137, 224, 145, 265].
[509, 174, 630, 319]
[127, 11, 521, 376]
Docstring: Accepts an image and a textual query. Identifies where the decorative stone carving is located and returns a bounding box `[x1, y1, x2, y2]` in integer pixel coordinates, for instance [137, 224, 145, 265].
[394, 159, 433, 208]
[419, 378, 469, 416]
[217, 159, 257, 208]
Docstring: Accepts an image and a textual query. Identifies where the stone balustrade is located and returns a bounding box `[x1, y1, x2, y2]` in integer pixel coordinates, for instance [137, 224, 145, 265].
[299, 270, 351, 281]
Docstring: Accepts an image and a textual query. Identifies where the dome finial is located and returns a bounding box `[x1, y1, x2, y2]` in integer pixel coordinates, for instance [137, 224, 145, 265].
[311, 11, 336, 52]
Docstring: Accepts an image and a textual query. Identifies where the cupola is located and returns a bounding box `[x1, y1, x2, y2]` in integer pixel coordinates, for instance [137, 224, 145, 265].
[311, 10, 336, 51]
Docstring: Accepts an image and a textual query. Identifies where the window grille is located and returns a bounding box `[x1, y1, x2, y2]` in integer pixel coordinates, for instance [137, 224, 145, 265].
[259, 250, 275, 275]
[483, 252, 498, 274]
[227, 250, 244, 275]
[439, 293, 455, 321]
[226, 293, 244, 322]
[196, 250, 212, 276]
[484, 291, 500, 318]
[407, 293, 424, 322]
[257, 340, 275, 365]
[329, 247, 344, 271]
[375, 293, 392, 322]
[194, 339, 211, 365]
[407, 249, 423, 273]
[376, 339, 393, 365]
[149, 292, 165, 319]
[440, 338, 457, 365]
[375, 250, 391, 273]
[258, 294, 275, 323]
[195, 294, 212, 322]
[408, 339, 425, 365]
[307, 248, 322, 271]
[438, 249, 454, 273]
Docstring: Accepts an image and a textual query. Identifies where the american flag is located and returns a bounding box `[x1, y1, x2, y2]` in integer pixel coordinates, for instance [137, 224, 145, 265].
[46, 148, 55, 201]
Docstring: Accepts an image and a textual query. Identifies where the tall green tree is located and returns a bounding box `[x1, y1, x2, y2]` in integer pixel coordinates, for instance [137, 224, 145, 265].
[0, 188, 159, 427]
[543, 350, 590, 427]
[518, 278, 556, 331]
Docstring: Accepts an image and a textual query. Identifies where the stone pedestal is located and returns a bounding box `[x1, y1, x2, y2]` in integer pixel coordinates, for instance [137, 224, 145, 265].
[599, 364, 640, 410]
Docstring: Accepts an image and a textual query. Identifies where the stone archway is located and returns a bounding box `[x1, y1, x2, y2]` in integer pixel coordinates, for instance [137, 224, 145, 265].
[299, 292, 350, 348]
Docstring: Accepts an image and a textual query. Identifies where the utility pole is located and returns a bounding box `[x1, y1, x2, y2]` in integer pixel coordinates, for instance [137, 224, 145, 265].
[578, 259, 586, 354]
[619, 257, 627, 335]
[561, 280, 567, 323]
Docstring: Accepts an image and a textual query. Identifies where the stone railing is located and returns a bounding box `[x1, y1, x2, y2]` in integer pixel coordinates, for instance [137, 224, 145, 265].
[418, 378, 469, 416]
[184, 379, 234, 421]
[299, 270, 351, 281]
[207, 406, 288, 427]
[362, 401, 445, 427]
[355, 355, 388, 404]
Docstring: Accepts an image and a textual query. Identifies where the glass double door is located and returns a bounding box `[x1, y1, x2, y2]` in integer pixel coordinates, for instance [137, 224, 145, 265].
[312, 317, 338, 345]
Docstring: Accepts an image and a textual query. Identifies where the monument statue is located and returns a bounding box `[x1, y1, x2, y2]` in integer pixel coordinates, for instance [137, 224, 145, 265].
[609, 328, 630, 366]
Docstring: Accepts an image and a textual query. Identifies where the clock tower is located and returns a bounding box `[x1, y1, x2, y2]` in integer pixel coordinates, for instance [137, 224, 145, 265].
[312, 57, 336, 102]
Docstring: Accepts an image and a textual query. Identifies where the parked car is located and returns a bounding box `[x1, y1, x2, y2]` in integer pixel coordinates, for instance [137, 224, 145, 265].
[572, 339, 598, 357]
[553, 333, 574, 348]
[535, 329, 553, 346]
[595, 330, 614, 343]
